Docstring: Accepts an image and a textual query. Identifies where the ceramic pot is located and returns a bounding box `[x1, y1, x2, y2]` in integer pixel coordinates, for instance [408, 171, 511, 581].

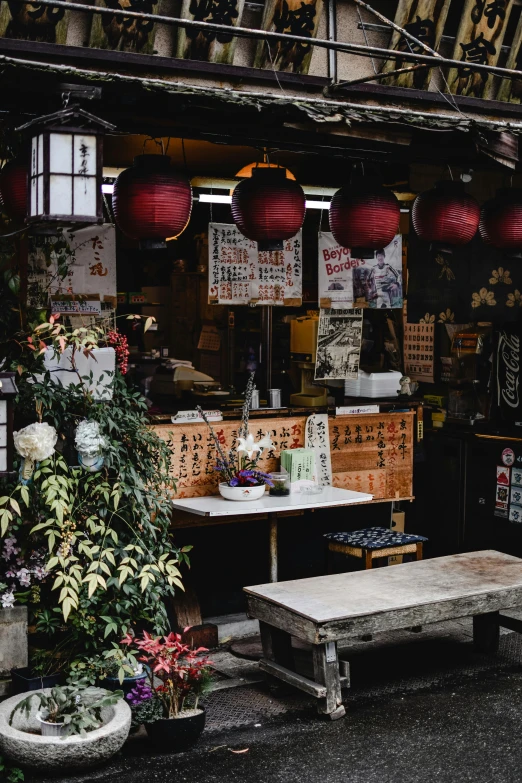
[11, 667, 62, 695]
[100, 669, 148, 696]
[145, 708, 206, 753]
[218, 483, 266, 501]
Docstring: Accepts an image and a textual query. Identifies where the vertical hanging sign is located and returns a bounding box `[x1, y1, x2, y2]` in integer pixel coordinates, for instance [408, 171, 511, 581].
[381, 0, 452, 89]
[208, 223, 302, 305]
[305, 413, 332, 486]
[176, 0, 245, 63]
[253, 0, 324, 74]
[446, 0, 514, 99]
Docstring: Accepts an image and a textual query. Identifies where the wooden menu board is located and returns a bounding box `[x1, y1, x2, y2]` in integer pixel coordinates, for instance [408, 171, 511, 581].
[153, 412, 413, 503]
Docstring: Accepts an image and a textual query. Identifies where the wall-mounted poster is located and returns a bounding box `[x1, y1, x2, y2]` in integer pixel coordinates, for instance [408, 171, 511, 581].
[403, 322, 435, 383]
[318, 233, 402, 310]
[208, 223, 302, 306]
[315, 308, 363, 381]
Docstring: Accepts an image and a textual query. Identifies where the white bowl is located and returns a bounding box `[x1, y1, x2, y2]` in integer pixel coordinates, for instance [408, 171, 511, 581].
[218, 483, 266, 501]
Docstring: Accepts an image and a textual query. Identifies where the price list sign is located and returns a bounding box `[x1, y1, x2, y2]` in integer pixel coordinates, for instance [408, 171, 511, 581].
[404, 322, 435, 383]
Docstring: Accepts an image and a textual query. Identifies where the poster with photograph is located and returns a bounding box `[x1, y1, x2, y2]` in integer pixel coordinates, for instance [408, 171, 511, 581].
[208, 223, 302, 306]
[318, 233, 403, 309]
[315, 308, 363, 381]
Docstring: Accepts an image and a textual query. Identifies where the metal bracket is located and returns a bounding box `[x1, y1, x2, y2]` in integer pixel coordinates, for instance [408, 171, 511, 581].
[58, 83, 102, 102]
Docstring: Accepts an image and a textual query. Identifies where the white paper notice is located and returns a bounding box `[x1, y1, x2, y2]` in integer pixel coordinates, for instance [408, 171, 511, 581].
[305, 413, 332, 487]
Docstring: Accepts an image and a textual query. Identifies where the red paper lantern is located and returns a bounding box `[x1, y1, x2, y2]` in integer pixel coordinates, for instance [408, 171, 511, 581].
[412, 181, 480, 248]
[231, 167, 305, 250]
[479, 189, 522, 250]
[0, 160, 27, 223]
[113, 155, 192, 249]
[328, 184, 400, 255]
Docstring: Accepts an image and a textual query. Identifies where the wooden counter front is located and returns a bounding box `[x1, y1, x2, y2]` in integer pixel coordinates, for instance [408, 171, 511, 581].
[153, 411, 414, 506]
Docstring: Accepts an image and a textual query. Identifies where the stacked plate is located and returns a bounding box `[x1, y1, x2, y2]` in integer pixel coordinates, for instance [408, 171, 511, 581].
[344, 370, 402, 398]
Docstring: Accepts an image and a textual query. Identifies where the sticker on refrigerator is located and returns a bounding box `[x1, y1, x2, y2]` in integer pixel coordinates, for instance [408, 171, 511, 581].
[502, 448, 515, 467]
[509, 505, 522, 523]
[497, 466, 510, 485]
[511, 487, 522, 505]
[495, 502, 509, 519]
[496, 485, 509, 503]
[512, 468, 522, 488]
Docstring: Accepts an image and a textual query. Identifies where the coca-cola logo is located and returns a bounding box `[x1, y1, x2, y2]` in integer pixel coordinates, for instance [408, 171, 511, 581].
[498, 331, 520, 409]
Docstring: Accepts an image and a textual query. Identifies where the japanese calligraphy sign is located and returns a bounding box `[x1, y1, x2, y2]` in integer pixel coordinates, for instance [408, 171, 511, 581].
[305, 413, 333, 486]
[90, 0, 163, 54]
[208, 223, 302, 306]
[177, 0, 245, 63]
[28, 224, 116, 310]
[447, 0, 514, 98]
[381, 0, 452, 89]
[0, 0, 69, 43]
[497, 12, 522, 102]
[154, 411, 413, 502]
[253, 0, 324, 74]
[329, 413, 414, 500]
[404, 322, 435, 383]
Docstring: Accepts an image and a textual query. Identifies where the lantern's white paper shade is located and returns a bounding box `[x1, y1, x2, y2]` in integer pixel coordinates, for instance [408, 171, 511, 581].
[30, 176, 37, 216]
[50, 133, 72, 174]
[74, 177, 96, 216]
[0, 449, 6, 472]
[0, 426, 7, 447]
[37, 175, 44, 216]
[74, 135, 96, 176]
[0, 400, 7, 425]
[50, 175, 72, 215]
[31, 137, 37, 178]
[38, 134, 44, 175]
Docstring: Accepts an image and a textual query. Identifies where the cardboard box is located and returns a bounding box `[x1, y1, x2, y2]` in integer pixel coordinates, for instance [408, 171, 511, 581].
[389, 511, 406, 566]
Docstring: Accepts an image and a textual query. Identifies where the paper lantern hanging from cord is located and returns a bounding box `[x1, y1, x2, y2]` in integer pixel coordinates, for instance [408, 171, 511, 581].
[412, 181, 480, 250]
[0, 160, 27, 224]
[328, 183, 400, 257]
[231, 167, 305, 251]
[479, 189, 522, 252]
[113, 155, 192, 249]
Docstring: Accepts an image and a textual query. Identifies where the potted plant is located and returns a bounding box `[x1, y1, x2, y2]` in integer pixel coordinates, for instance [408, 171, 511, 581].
[197, 373, 275, 501]
[0, 682, 131, 771]
[69, 644, 147, 696]
[121, 631, 213, 752]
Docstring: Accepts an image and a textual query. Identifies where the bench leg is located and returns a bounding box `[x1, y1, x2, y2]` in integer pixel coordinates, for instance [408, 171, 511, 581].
[473, 611, 500, 654]
[259, 621, 294, 671]
[312, 641, 346, 720]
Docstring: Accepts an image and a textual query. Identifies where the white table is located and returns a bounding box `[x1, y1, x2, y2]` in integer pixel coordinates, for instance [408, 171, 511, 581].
[172, 487, 373, 582]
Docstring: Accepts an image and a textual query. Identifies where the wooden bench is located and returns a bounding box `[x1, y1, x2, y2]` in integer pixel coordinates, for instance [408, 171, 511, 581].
[244, 550, 522, 720]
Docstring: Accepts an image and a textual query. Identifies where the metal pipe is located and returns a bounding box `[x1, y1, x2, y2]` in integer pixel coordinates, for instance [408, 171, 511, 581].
[6, 0, 522, 84]
[351, 0, 442, 59]
[326, 0, 338, 85]
[261, 305, 273, 393]
[328, 63, 430, 90]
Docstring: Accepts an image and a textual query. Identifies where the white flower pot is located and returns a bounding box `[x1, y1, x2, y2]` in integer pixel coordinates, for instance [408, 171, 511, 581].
[218, 483, 266, 501]
[36, 715, 66, 738]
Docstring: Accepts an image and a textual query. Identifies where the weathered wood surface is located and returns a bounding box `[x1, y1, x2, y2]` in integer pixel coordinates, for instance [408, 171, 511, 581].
[446, 0, 514, 98]
[260, 658, 327, 697]
[381, 0, 452, 89]
[89, 0, 161, 53]
[253, 0, 324, 74]
[176, 0, 245, 63]
[0, 0, 70, 43]
[245, 551, 522, 644]
[154, 411, 413, 502]
[496, 10, 522, 103]
[312, 641, 344, 716]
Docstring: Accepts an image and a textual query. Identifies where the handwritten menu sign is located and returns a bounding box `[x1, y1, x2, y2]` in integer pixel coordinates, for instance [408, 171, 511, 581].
[208, 223, 302, 306]
[404, 322, 435, 383]
[154, 411, 413, 502]
[305, 413, 333, 486]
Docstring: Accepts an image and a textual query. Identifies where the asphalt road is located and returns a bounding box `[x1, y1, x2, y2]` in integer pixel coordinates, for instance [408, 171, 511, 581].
[25, 670, 522, 783]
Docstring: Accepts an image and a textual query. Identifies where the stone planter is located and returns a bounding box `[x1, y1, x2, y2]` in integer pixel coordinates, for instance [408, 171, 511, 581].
[0, 608, 28, 681]
[0, 689, 131, 771]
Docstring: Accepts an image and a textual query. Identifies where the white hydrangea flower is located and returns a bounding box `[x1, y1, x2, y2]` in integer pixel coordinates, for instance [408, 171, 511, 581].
[13, 422, 57, 462]
[1, 591, 15, 609]
[74, 420, 107, 459]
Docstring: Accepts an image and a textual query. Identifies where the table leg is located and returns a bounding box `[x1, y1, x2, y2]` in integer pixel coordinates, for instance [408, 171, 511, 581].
[269, 512, 278, 583]
[312, 641, 346, 720]
[259, 620, 294, 670]
[473, 611, 500, 654]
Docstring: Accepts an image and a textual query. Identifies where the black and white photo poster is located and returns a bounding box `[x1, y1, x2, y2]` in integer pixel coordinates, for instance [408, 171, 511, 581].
[315, 308, 363, 380]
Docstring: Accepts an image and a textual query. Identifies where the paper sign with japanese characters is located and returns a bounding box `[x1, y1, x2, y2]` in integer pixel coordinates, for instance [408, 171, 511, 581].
[404, 322, 435, 383]
[208, 223, 302, 306]
[305, 413, 333, 486]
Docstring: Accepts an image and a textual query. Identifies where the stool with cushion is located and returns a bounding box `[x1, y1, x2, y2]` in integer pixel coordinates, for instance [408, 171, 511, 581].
[324, 526, 428, 571]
